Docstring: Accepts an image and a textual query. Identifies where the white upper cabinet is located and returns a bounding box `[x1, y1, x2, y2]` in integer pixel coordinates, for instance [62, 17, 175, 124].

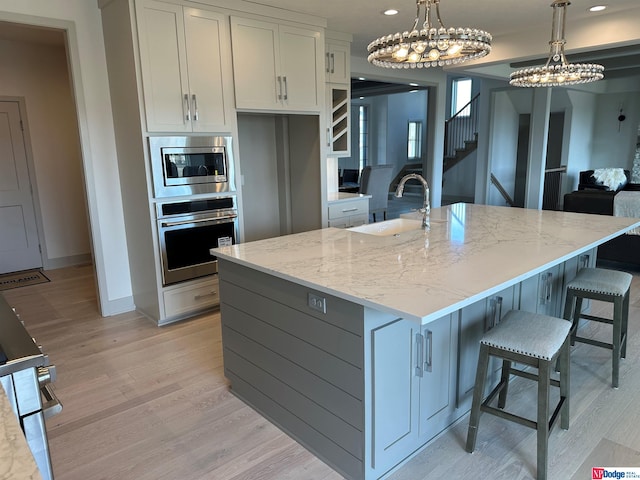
[136, 0, 233, 132]
[325, 40, 350, 85]
[230, 17, 324, 112]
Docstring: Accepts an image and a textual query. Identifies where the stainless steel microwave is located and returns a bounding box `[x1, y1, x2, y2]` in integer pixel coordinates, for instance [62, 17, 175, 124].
[149, 135, 235, 198]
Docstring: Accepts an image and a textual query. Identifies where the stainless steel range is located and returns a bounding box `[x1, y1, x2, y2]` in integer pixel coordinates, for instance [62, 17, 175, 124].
[0, 294, 61, 480]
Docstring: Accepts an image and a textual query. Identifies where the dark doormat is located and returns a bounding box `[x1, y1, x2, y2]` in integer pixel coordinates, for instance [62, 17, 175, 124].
[0, 269, 50, 291]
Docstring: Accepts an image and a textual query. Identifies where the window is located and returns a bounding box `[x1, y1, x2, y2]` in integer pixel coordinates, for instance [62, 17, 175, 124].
[358, 105, 368, 170]
[451, 78, 472, 117]
[407, 121, 422, 160]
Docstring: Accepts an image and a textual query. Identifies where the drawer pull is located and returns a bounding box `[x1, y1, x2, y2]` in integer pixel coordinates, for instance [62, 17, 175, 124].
[194, 290, 217, 300]
[424, 330, 433, 373]
[342, 208, 358, 213]
[415, 333, 424, 377]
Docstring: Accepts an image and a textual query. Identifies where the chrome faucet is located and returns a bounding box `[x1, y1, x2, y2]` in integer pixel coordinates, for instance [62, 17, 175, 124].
[395, 173, 430, 229]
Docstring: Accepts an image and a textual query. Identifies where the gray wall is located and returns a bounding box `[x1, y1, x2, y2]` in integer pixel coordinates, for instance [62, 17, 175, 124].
[341, 90, 428, 180]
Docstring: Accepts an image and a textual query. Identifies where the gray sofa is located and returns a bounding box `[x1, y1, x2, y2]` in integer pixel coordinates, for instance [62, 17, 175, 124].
[563, 169, 640, 267]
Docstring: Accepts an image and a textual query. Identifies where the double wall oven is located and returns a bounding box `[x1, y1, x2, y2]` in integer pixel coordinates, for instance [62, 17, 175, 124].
[149, 135, 238, 287]
[156, 197, 237, 286]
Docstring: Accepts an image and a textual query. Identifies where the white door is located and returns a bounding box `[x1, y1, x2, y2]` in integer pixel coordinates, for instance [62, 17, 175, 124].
[0, 101, 41, 274]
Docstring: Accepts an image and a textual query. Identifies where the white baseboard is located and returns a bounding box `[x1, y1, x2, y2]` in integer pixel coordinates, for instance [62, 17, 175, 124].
[44, 253, 93, 270]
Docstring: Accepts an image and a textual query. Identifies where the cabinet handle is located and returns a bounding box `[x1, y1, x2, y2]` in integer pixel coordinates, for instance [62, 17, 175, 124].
[341, 208, 358, 213]
[415, 333, 424, 377]
[326, 127, 331, 147]
[330, 53, 335, 74]
[539, 272, 553, 305]
[326, 52, 330, 73]
[424, 330, 433, 373]
[486, 296, 503, 331]
[184, 93, 190, 121]
[579, 253, 590, 269]
[282, 76, 288, 101]
[192, 94, 198, 121]
[194, 290, 217, 300]
[277, 76, 283, 101]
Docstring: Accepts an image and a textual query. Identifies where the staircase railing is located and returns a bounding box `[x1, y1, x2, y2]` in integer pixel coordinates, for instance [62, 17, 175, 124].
[445, 93, 480, 159]
[490, 173, 514, 207]
[543, 166, 567, 211]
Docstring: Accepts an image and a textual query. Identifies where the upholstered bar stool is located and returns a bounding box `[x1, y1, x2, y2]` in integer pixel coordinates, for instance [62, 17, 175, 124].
[466, 310, 571, 480]
[563, 267, 632, 388]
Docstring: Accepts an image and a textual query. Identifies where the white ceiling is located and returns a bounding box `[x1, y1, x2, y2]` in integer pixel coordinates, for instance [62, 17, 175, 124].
[0, 1, 638, 81]
[243, 0, 640, 81]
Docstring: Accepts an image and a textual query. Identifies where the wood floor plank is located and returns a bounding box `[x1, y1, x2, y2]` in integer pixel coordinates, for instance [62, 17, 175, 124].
[3, 263, 640, 479]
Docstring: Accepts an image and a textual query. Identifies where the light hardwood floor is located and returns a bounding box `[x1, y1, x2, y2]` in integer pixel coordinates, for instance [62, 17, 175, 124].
[3, 263, 640, 480]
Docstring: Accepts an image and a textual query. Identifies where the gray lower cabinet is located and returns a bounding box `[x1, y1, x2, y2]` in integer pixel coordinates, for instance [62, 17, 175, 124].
[370, 312, 457, 475]
[519, 264, 563, 317]
[562, 248, 597, 314]
[417, 314, 457, 440]
[456, 285, 517, 411]
[371, 318, 419, 472]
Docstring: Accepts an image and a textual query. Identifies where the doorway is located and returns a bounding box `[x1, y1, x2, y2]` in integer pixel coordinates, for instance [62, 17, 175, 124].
[0, 23, 91, 277]
[0, 100, 41, 273]
[514, 112, 565, 208]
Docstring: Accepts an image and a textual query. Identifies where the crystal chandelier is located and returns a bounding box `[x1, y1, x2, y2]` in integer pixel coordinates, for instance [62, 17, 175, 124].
[509, 1, 604, 87]
[367, 0, 492, 69]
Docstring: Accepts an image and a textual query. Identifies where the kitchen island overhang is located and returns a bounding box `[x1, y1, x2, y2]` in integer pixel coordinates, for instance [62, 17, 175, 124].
[212, 204, 640, 480]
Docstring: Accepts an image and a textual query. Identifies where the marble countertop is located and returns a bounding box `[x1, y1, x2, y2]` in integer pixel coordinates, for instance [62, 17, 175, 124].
[0, 385, 42, 480]
[214, 204, 640, 323]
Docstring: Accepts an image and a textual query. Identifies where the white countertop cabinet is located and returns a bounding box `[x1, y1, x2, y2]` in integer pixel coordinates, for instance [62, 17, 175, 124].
[325, 39, 350, 85]
[326, 84, 350, 156]
[327, 201, 368, 228]
[327, 194, 369, 228]
[324, 36, 350, 156]
[136, 0, 234, 132]
[230, 17, 324, 112]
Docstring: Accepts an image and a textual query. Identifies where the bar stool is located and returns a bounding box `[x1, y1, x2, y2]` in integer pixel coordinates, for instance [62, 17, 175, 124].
[563, 267, 632, 388]
[466, 310, 571, 480]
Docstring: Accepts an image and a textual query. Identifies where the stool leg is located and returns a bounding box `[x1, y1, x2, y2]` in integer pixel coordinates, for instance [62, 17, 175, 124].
[498, 359, 511, 409]
[563, 290, 574, 323]
[570, 297, 583, 346]
[560, 337, 570, 430]
[621, 289, 630, 359]
[612, 296, 623, 388]
[537, 360, 551, 480]
[466, 344, 490, 453]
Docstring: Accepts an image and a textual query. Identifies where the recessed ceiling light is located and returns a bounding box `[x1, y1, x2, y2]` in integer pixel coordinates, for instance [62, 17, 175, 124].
[358, 77, 366, 81]
[409, 83, 418, 86]
[382, 9, 398, 16]
[589, 5, 607, 12]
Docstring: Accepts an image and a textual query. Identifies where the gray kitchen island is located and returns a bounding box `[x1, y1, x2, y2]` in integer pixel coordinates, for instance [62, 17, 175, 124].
[212, 204, 640, 480]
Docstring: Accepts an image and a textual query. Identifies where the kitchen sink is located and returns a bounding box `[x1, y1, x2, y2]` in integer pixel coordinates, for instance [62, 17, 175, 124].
[348, 218, 424, 236]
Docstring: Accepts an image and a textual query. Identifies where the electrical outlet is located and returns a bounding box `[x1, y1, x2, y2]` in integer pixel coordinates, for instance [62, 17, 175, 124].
[308, 293, 326, 313]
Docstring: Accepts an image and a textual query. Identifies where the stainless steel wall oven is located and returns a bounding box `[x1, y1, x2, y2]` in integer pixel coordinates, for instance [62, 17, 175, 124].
[157, 197, 238, 286]
[149, 135, 235, 198]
